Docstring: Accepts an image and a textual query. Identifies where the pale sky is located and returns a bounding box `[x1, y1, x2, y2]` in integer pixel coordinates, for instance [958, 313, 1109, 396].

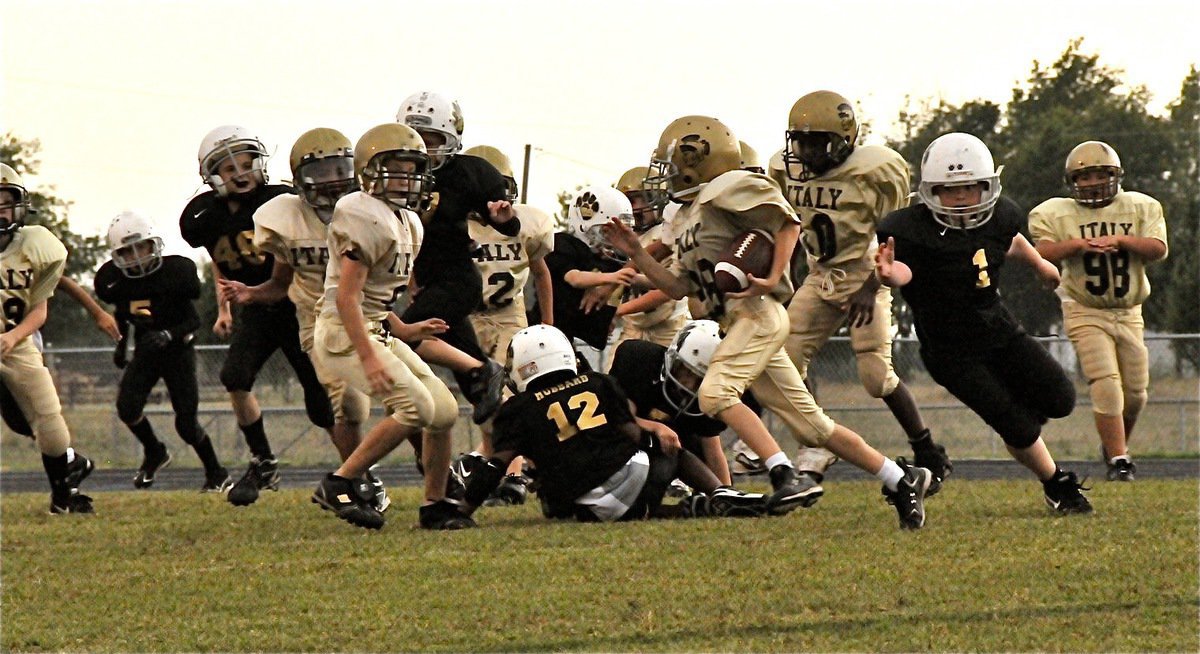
[2, 0, 1197, 262]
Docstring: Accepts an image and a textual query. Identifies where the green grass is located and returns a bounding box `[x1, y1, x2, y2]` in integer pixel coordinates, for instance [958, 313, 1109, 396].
[2, 479, 1197, 652]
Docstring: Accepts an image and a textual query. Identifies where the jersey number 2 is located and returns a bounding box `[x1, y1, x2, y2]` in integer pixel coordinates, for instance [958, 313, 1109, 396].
[546, 391, 608, 441]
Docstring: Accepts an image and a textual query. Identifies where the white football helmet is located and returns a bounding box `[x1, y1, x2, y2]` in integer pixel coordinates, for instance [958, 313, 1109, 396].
[0, 163, 31, 237]
[107, 211, 164, 278]
[567, 185, 634, 262]
[506, 324, 578, 392]
[661, 320, 722, 417]
[197, 125, 269, 196]
[917, 132, 1003, 230]
[396, 91, 464, 170]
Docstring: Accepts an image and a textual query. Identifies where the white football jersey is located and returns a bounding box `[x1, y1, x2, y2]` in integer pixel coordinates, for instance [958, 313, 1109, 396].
[253, 194, 330, 313]
[1, 226, 67, 336]
[469, 203, 554, 312]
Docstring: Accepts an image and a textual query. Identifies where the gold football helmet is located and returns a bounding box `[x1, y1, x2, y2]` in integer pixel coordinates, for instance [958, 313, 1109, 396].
[645, 115, 741, 208]
[0, 162, 31, 236]
[784, 91, 858, 181]
[290, 128, 357, 223]
[464, 145, 518, 201]
[355, 124, 434, 212]
[614, 165, 659, 231]
[1065, 141, 1123, 207]
[739, 141, 764, 174]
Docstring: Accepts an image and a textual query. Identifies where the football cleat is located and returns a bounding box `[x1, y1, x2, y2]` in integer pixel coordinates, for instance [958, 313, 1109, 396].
[65, 453, 95, 490]
[227, 456, 281, 506]
[365, 467, 391, 512]
[912, 440, 953, 497]
[676, 493, 710, 518]
[1043, 470, 1094, 514]
[133, 446, 172, 489]
[707, 486, 768, 518]
[766, 464, 824, 515]
[470, 359, 507, 424]
[312, 473, 385, 530]
[448, 452, 485, 502]
[666, 479, 692, 498]
[484, 473, 530, 507]
[50, 490, 95, 515]
[883, 458, 931, 530]
[1106, 457, 1136, 482]
[200, 467, 233, 493]
[418, 499, 477, 530]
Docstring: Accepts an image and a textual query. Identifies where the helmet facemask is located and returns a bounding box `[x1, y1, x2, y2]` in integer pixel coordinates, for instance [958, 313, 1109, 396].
[1068, 166, 1122, 208]
[0, 186, 29, 237]
[362, 151, 434, 213]
[113, 236, 165, 278]
[659, 320, 721, 418]
[296, 155, 358, 224]
[783, 131, 853, 182]
[202, 140, 269, 197]
[919, 180, 1001, 230]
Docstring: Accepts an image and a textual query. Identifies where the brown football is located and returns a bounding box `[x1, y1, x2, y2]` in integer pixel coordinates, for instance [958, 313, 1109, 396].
[714, 229, 774, 294]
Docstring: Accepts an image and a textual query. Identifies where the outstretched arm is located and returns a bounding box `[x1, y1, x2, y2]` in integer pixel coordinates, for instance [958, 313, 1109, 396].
[874, 237, 912, 287]
[1008, 233, 1060, 290]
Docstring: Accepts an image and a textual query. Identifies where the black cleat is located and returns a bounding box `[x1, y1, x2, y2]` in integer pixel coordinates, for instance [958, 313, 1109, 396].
[676, 493, 710, 518]
[447, 452, 485, 502]
[365, 467, 391, 512]
[1043, 469, 1094, 514]
[312, 473, 385, 530]
[50, 490, 95, 515]
[766, 464, 824, 515]
[419, 499, 477, 530]
[200, 467, 233, 493]
[912, 441, 953, 497]
[471, 359, 506, 424]
[484, 473, 530, 506]
[227, 456, 281, 506]
[883, 458, 931, 529]
[66, 453, 95, 490]
[1106, 457, 1136, 482]
[133, 446, 171, 489]
[707, 486, 768, 517]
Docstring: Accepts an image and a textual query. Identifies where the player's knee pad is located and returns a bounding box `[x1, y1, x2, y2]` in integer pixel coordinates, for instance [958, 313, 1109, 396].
[218, 360, 255, 393]
[174, 415, 203, 445]
[855, 351, 899, 399]
[337, 387, 371, 426]
[115, 396, 144, 426]
[385, 384, 435, 429]
[427, 379, 460, 433]
[998, 419, 1041, 450]
[697, 377, 739, 418]
[1087, 375, 1123, 416]
[303, 392, 335, 430]
[1123, 388, 1147, 419]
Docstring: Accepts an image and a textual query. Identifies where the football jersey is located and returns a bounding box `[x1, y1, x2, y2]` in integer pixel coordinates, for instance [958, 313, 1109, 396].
[469, 203, 554, 312]
[318, 191, 423, 327]
[254, 194, 330, 313]
[543, 232, 620, 349]
[771, 145, 910, 271]
[179, 184, 293, 285]
[668, 170, 799, 320]
[877, 196, 1027, 356]
[1028, 191, 1167, 309]
[491, 370, 639, 516]
[607, 339, 725, 445]
[95, 255, 201, 344]
[415, 154, 512, 290]
[621, 223, 686, 329]
[0, 226, 67, 336]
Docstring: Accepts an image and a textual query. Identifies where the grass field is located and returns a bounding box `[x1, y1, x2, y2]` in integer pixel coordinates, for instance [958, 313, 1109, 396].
[2, 479, 1196, 652]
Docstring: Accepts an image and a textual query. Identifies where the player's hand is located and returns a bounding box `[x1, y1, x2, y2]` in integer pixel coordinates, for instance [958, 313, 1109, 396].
[213, 312, 233, 339]
[607, 268, 638, 287]
[0, 332, 16, 358]
[218, 278, 253, 305]
[580, 283, 616, 314]
[488, 200, 516, 224]
[649, 423, 681, 456]
[601, 217, 641, 258]
[112, 343, 127, 369]
[843, 282, 877, 329]
[406, 318, 449, 340]
[362, 354, 395, 395]
[875, 237, 897, 283]
[1037, 260, 1061, 290]
[92, 311, 120, 341]
[726, 273, 776, 299]
[1086, 235, 1121, 253]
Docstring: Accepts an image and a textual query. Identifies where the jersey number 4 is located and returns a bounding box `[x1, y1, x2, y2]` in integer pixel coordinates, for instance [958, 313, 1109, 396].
[545, 391, 608, 441]
[210, 230, 266, 270]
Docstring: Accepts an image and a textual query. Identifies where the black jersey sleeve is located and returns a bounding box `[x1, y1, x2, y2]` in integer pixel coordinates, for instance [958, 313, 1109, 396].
[93, 260, 121, 304]
[165, 256, 202, 299]
[607, 340, 664, 414]
[490, 395, 531, 455]
[457, 155, 520, 237]
[594, 372, 636, 428]
[178, 193, 216, 249]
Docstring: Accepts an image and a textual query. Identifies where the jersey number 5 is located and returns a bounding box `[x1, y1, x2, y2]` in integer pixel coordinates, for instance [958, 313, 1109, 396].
[972, 249, 991, 288]
[545, 391, 608, 441]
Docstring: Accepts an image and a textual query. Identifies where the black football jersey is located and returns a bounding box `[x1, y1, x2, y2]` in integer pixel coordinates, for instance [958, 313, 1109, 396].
[876, 196, 1027, 355]
[414, 154, 514, 292]
[179, 184, 293, 285]
[94, 255, 201, 343]
[491, 370, 640, 514]
[543, 232, 621, 349]
[607, 340, 725, 448]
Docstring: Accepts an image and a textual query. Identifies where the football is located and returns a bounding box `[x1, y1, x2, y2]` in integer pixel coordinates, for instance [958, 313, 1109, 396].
[714, 229, 774, 294]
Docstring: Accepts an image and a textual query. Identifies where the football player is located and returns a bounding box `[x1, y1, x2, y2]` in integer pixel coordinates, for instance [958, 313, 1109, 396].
[181, 125, 337, 494]
[310, 123, 471, 531]
[96, 211, 230, 491]
[459, 325, 767, 522]
[395, 92, 515, 425]
[775, 91, 952, 493]
[605, 116, 933, 529]
[1029, 141, 1168, 482]
[218, 127, 391, 509]
[0, 162, 94, 513]
[459, 144, 555, 505]
[875, 132, 1092, 514]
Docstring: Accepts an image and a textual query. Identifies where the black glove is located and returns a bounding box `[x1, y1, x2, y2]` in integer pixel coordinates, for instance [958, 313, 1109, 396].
[112, 342, 127, 369]
[140, 330, 172, 352]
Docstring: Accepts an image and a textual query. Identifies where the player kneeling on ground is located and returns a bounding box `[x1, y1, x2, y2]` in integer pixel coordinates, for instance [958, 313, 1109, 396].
[460, 325, 767, 522]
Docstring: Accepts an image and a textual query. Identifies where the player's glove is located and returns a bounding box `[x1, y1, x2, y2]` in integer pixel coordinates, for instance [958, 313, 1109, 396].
[140, 330, 173, 352]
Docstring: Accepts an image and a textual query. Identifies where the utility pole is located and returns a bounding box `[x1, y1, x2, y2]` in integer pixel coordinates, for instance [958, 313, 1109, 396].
[520, 144, 531, 204]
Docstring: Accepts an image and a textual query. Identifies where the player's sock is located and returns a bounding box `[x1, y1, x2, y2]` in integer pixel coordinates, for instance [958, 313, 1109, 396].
[907, 428, 933, 447]
[41, 452, 70, 486]
[239, 417, 273, 459]
[129, 417, 164, 451]
[764, 452, 791, 470]
[876, 458, 905, 492]
[65, 447, 76, 464]
[192, 434, 223, 473]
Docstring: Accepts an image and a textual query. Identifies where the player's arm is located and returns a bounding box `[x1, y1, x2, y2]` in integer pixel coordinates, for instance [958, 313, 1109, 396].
[335, 253, 393, 395]
[700, 436, 732, 486]
[616, 289, 672, 317]
[209, 261, 234, 338]
[564, 267, 636, 289]
[874, 236, 912, 288]
[645, 239, 672, 262]
[220, 260, 292, 306]
[530, 257, 554, 325]
[603, 217, 690, 300]
[1008, 233, 1060, 289]
[57, 276, 119, 341]
[1033, 237, 1092, 264]
[727, 222, 799, 299]
[0, 300, 48, 357]
[1093, 234, 1168, 261]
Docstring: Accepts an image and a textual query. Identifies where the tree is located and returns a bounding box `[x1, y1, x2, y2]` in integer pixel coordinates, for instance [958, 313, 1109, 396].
[1161, 67, 1200, 371]
[2, 133, 110, 346]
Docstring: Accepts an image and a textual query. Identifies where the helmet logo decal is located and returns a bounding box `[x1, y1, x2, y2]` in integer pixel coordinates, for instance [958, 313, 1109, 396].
[518, 361, 539, 379]
[678, 134, 710, 168]
[574, 191, 599, 219]
[836, 103, 855, 133]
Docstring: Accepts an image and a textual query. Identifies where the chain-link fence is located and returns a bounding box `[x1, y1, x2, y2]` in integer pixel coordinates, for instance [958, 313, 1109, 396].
[2, 335, 1196, 471]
